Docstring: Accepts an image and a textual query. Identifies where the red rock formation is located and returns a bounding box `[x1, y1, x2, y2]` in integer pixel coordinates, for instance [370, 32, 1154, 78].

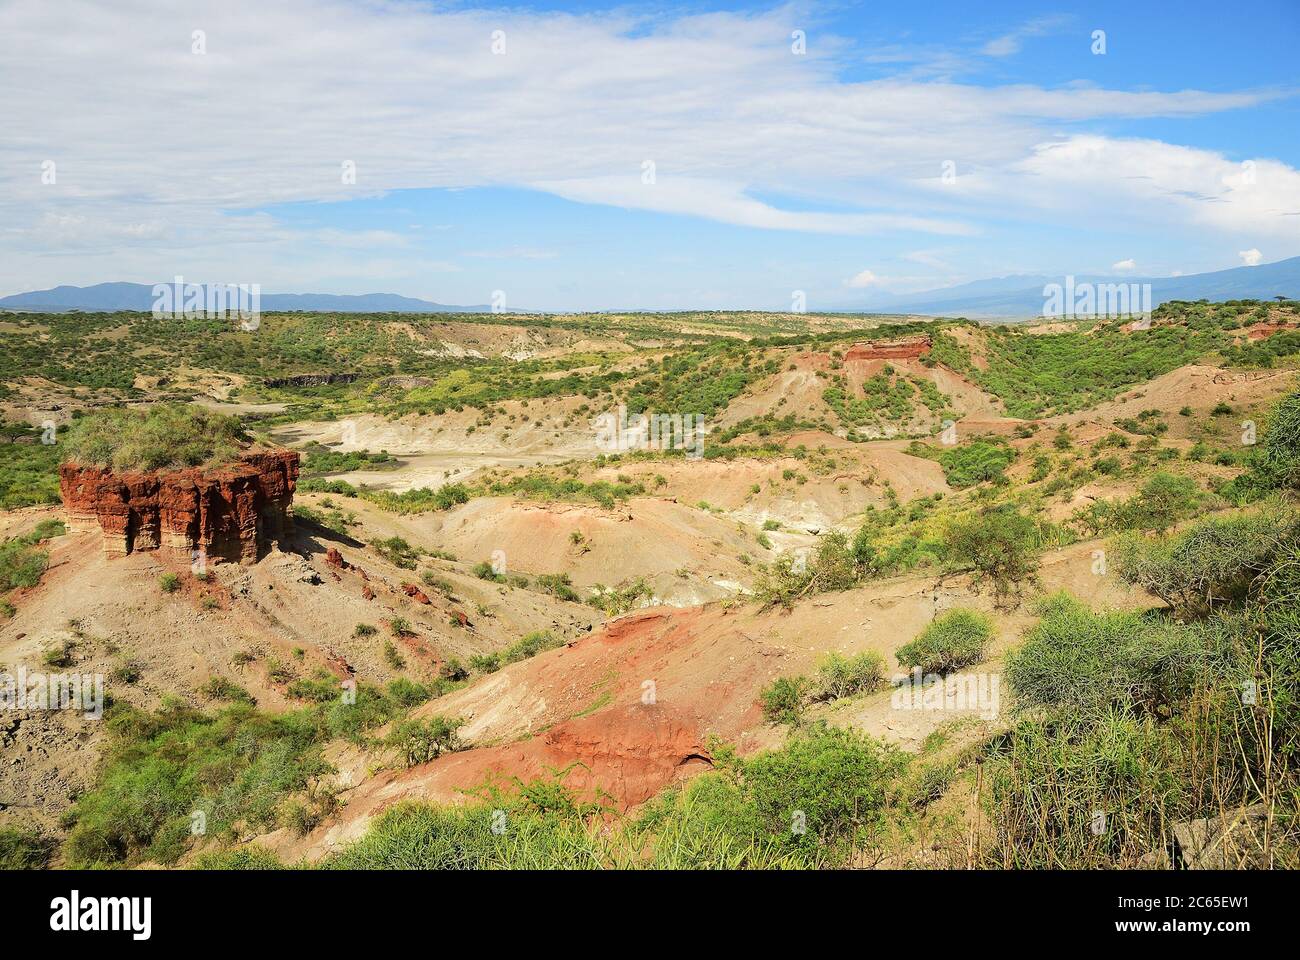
[1246, 322, 1298, 341]
[402, 583, 432, 604]
[844, 336, 932, 361]
[59, 451, 299, 564]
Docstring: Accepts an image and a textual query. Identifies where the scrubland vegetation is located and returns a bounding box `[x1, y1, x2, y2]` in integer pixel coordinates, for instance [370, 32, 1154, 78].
[0, 422, 61, 509]
[64, 404, 248, 471]
[60, 677, 453, 867]
[195, 375, 1300, 871]
[6, 298, 1300, 871]
[0, 519, 64, 618]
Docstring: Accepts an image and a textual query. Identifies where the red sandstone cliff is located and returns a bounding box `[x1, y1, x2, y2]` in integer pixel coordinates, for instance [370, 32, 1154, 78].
[59, 450, 299, 564]
[844, 336, 932, 361]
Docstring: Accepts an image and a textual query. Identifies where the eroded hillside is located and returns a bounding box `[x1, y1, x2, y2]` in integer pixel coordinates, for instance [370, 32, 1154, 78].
[3, 298, 1300, 870]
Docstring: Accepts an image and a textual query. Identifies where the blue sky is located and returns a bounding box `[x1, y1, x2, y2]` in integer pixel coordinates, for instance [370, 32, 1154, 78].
[2, 0, 1297, 309]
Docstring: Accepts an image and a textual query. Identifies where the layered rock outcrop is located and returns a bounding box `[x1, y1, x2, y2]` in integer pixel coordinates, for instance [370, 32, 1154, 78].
[845, 336, 932, 361]
[59, 451, 299, 564]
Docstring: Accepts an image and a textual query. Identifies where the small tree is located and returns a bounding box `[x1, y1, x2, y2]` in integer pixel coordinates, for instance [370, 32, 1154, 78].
[946, 506, 1038, 603]
[385, 715, 465, 767]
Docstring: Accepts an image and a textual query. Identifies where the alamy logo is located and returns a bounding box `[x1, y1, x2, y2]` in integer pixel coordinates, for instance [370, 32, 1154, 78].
[50, 891, 151, 940]
[151, 275, 261, 330]
[891, 668, 1000, 720]
[1, 666, 103, 719]
[594, 404, 707, 459]
[1042, 275, 1152, 325]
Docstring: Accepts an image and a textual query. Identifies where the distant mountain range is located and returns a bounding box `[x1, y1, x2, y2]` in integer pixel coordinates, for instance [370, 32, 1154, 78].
[4, 258, 1299, 317]
[0, 282, 492, 313]
[846, 256, 1300, 319]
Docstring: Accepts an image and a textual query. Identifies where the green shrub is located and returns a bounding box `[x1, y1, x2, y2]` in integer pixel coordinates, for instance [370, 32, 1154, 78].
[321, 798, 606, 870]
[371, 536, 420, 569]
[469, 652, 501, 673]
[202, 676, 255, 704]
[946, 506, 1038, 601]
[0, 424, 61, 509]
[811, 651, 884, 700]
[386, 677, 434, 708]
[587, 578, 652, 616]
[0, 827, 54, 869]
[64, 702, 331, 866]
[64, 404, 247, 472]
[1006, 593, 1227, 715]
[1113, 508, 1298, 614]
[714, 723, 909, 856]
[358, 483, 470, 514]
[755, 530, 866, 609]
[896, 609, 992, 674]
[935, 439, 1016, 488]
[287, 676, 343, 703]
[160, 573, 181, 593]
[472, 560, 504, 582]
[385, 715, 465, 767]
[0, 521, 64, 592]
[66, 677, 435, 867]
[190, 845, 286, 870]
[537, 573, 580, 602]
[983, 710, 1186, 868]
[382, 639, 406, 669]
[760, 675, 810, 724]
[1246, 390, 1300, 492]
[502, 631, 561, 665]
[1110, 472, 1204, 533]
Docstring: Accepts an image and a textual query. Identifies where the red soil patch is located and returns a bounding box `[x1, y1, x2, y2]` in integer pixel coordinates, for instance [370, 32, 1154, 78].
[391, 703, 710, 810]
[1245, 322, 1298, 341]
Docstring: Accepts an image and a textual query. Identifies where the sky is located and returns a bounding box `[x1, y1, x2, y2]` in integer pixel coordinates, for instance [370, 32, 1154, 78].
[1, 0, 1298, 311]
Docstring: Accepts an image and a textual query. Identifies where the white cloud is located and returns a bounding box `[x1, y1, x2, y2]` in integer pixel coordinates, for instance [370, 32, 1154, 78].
[846, 269, 881, 288]
[536, 176, 975, 236]
[1014, 137, 1300, 240]
[902, 249, 955, 272]
[1112, 259, 1137, 271]
[0, 0, 1292, 293]
[466, 247, 558, 260]
[1240, 248, 1263, 266]
[981, 15, 1072, 58]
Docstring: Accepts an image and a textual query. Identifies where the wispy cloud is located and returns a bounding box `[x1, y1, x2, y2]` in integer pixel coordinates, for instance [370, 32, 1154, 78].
[0, 0, 1292, 295]
[465, 247, 558, 260]
[980, 15, 1074, 58]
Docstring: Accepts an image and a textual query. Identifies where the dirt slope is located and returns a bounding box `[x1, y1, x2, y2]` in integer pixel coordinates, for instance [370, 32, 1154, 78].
[266, 537, 1153, 862]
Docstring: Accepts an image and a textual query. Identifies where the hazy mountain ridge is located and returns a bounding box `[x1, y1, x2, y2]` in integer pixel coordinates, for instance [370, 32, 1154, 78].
[847, 256, 1300, 318]
[0, 282, 491, 313]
